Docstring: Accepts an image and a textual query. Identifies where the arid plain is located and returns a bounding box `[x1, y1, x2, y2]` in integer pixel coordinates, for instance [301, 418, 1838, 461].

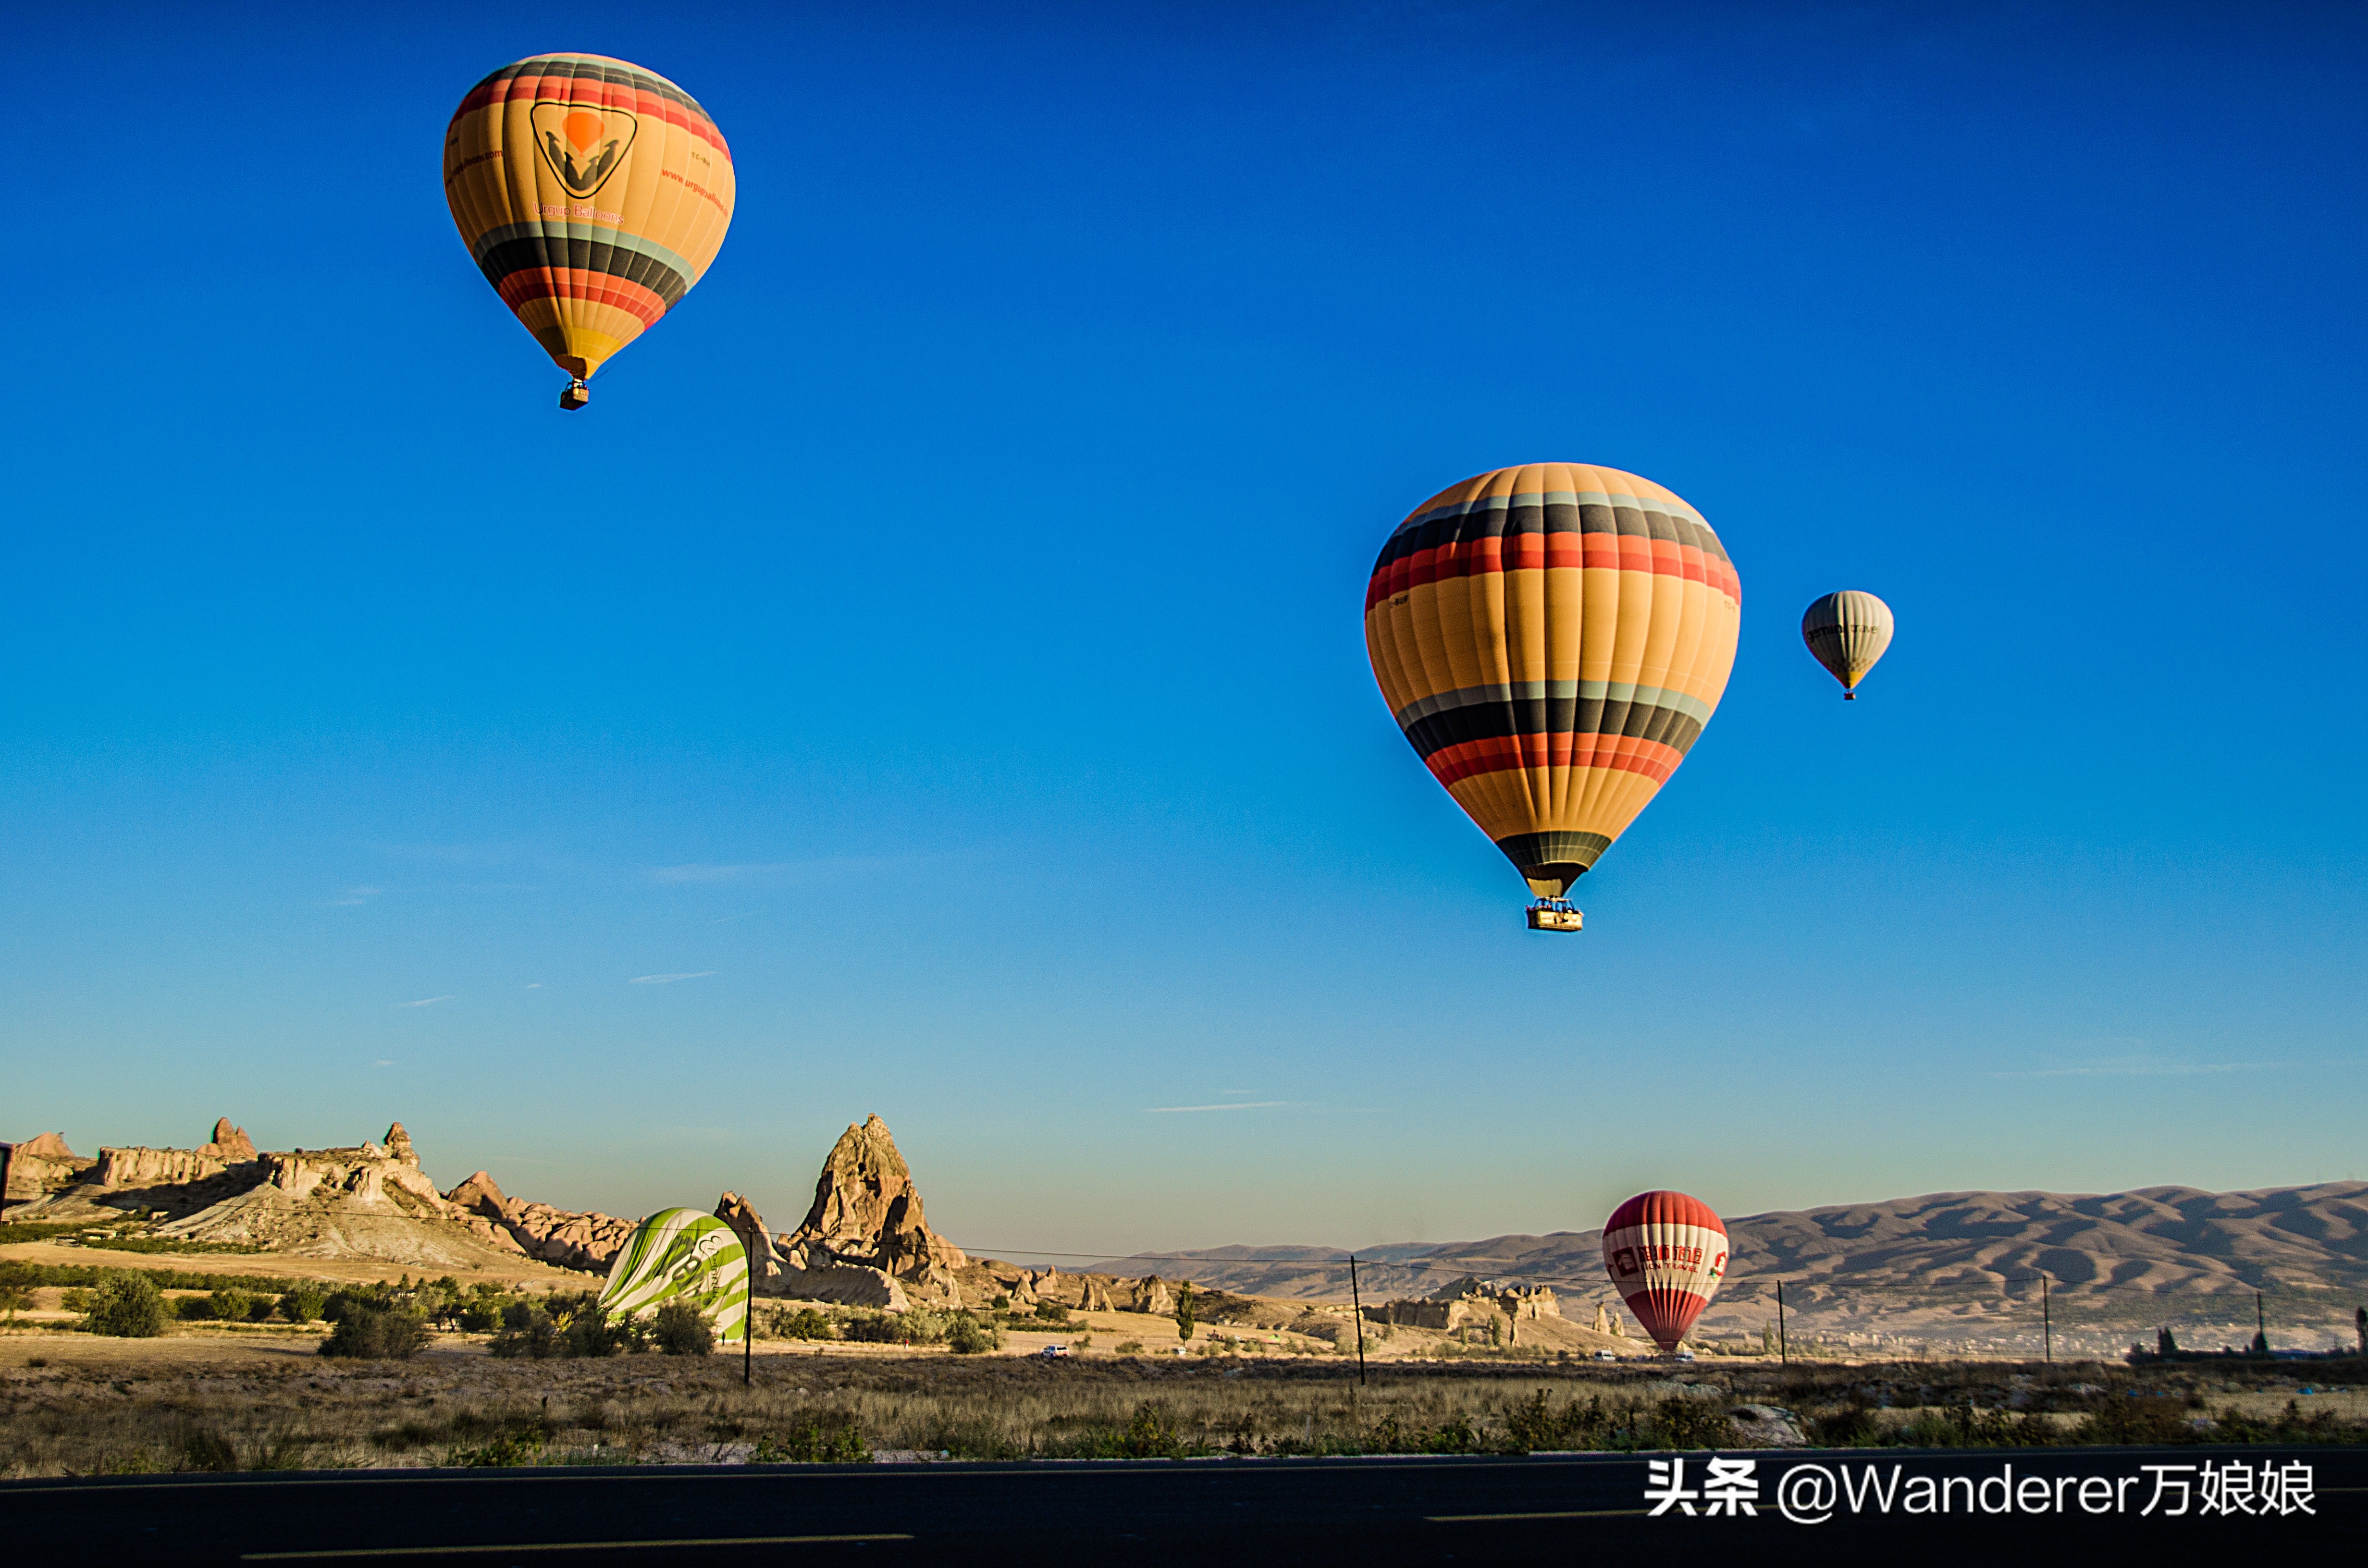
[5, 1113, 2365, 1476]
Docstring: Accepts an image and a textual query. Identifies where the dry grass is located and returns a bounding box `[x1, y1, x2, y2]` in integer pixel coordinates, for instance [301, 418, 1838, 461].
[3, 1330, 2363, 1477]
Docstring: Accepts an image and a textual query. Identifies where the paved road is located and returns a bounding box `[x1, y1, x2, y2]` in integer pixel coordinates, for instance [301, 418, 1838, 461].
[4, 1446, 2360, 1563]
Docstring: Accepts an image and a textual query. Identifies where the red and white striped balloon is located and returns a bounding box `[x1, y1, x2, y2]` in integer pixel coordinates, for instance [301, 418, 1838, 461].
[1602, 1190, 1728, 1352]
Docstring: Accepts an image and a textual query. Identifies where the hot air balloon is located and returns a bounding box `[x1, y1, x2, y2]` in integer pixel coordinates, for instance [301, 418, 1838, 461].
[444, 55, 735, 410]
[598, 1208, 750, 1341]
[1602, 1190, 1728, 1353]
[1365, 464, 1742, 931]
[1801, 590, 1893, 699]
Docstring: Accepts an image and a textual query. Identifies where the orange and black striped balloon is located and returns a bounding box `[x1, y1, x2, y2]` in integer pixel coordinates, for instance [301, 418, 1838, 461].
[444, 54, 734, 388]
[1364, 464, 1742, 899]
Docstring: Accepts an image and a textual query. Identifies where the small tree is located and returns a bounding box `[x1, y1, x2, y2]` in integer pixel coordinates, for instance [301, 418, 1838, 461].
[945, 1312, 999, 1354]
[0, 1282, 29, 1325]
[280, 1284, 328, 1323]
[86, 1271, 167, 1338]
[554, 1294, 623, 1358]
[653, 1299, 714, 1356]
[489, 1302, 558, 1360]
[210, 1288, 254, 1323]
[1173, 1281, 1196, 1342]
[321, 1306, 426, 1360]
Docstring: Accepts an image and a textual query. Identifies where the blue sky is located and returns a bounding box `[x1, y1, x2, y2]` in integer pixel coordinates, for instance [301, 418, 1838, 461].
[4, 3, 2363, 1256]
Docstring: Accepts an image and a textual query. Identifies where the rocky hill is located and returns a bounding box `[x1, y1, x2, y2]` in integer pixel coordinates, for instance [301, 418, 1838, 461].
[4, 1117, 635, 1274]
[3, 1111, 1008, 1311]
[1095, 1182, 2368, 1355]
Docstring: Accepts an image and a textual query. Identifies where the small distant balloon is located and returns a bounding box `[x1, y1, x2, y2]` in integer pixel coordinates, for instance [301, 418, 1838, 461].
[1801, 590, 1894, 699]
[1602, 1190, 1728, 1352]
[444, 54, 736, 409]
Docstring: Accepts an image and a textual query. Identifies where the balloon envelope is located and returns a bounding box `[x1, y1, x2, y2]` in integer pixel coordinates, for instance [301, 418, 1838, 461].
[1602, 1190, 1728, 1352]
[1365, 464, 1742, 897]
[599, 1208, 749, 1341]
[1801, 590, 1894, 697]
[444, 54, 735, 386]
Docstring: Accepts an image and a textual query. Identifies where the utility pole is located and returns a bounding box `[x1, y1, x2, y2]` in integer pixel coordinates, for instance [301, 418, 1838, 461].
[1348, 1255, 1368, 1386]
[744, 1274, 754, 1387]
[2042, 1274, 2051, 1364]
[1776, 1281, 1788, 1367]
[2257, 1291, 2268, 1356]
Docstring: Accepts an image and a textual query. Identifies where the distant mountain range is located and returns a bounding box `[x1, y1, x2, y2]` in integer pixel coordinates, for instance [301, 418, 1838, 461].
[1092, 1181, 2368, 1324]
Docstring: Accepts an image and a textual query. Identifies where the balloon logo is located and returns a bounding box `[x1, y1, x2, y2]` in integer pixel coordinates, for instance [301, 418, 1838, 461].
[529, 102, 638, 197]
[1365, 463, 1742, 929]
[1801, 590, 1894, 698]
[444, 54, 735, 409]
[1602, 1189, 1728, 1352]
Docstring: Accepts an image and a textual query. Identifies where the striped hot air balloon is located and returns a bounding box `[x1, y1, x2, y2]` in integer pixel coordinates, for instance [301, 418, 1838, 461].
[1801, 590, 1894, 698]
[444, 54, 735, 409]
[1602, 1190, 1728, 1353]
[598, 1209, 749, 1341]
[1364, 464, 1742, 930]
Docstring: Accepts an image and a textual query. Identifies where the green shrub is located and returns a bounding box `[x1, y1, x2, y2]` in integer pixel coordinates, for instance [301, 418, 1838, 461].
[1032, 1300, 1071, 1324]
[652, 1300, 714, 1357]
[85, 1271, 167, 1337]
[450, 1426, 547, 1467]
[173, 1294, 214, 1321]
[945, 1313, 1000, 1354]
[2073, 1396, 2205, 1446]
[1114, 1339, 1144, 1355]
[489, 1307, 557, 1360]
[320, 1306, 425, 1360]
[1066, 1402, 1184, 1459]
[210, 1288, 254, 1323]
[279, 1284, 328, 1323]
[1505, 1390, 1625, 1451]
[842, 1309, 946, 1345]
[751, 1414, 871, 1464]
[176, 1423, 240, 1471]
[554, 1294, 626, 1358]
[1651, 1397, 1737, 1451]
[766, 1306, 837, 1341]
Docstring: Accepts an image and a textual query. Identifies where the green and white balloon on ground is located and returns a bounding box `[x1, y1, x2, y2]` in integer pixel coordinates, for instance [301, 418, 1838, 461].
[598, 1209, 750, 1342]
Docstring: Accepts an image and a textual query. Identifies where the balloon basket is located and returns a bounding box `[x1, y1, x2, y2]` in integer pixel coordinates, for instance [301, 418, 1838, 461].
[559, 379, 590, 411]
[1526, 899, 1583, 932]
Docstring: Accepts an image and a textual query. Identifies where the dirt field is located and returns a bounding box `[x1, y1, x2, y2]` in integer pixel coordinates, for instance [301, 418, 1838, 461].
[3, 1320, 2361, 1478]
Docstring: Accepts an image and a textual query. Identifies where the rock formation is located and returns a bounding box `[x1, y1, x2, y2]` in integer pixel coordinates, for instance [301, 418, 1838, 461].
[442, 1168, 638, 1273]
[715, 1191, 782, 1294]
[1364, 1277, 1558, 1334]
[10, 1115, 629, 1274]
[202, 1119, 258, 1161]
[94, 1143, 246, 1190]
[1, 1132, 95, 1207]
[771, 1115, 968, 1308]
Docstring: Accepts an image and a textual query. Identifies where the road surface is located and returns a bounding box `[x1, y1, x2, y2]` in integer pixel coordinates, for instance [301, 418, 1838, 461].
[4, 1445, 2359, 1562]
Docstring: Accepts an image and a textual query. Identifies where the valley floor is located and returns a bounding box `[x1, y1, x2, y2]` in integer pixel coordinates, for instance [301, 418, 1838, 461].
[3, 1324, 2363, 1478]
